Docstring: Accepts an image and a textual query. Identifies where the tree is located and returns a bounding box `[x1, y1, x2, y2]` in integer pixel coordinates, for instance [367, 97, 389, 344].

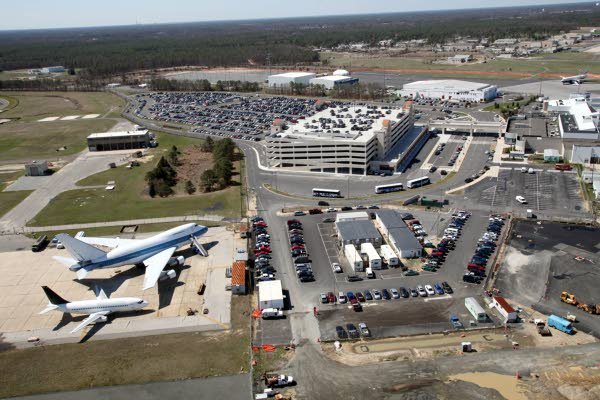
[155, 180, 173, 197]
[200, 169, 217, 192]
[214, 158, 233, 188]
[68, 68, 76, 75]
[185, 180, 196, 195]
[148, 181, 156, 197]
[168, 145, 179, 166]
[201, 137, 214, 153]
[146, 156, 177, 186]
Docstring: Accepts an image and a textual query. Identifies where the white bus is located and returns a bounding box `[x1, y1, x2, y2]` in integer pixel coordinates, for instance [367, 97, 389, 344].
[406, 176, 431, 189]
[312, 188, 342, 198]
[374, 183, 404, 194]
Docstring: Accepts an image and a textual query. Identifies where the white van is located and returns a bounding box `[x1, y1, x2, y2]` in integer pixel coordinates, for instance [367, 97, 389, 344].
[338, 292, 347, 304]
[366, 267, 374, 279]
[261, 308, 283, 319]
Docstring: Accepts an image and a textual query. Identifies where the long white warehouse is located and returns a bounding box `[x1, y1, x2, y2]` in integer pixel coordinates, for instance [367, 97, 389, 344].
[400, 79, 497, 102]
[268, 72, 316, 88]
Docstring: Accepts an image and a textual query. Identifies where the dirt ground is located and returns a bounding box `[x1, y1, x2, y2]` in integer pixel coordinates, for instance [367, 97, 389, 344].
[176, 145, 213, 190]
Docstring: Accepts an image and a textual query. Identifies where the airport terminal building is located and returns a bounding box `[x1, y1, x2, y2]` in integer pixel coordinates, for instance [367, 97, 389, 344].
[87, 130, 153, 151]
[545, 96, 600, 141]
[399, 79, 498, 102]
[264, 102, 421, 175]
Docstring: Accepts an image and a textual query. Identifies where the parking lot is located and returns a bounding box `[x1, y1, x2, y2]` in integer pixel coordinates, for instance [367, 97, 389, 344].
[266, 207, 505, 340]
[495, 220, 600, 337]
[466, 168, 583, 212]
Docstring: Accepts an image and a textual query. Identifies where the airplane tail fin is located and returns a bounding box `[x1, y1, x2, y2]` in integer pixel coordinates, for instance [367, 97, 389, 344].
[42, 286, 69, 305]
[56, 233, 106, 262]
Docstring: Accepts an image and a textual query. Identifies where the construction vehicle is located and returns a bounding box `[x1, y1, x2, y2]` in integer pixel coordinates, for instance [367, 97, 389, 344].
[560, 291, 578, 305]
[534, 319, 551, 336]
[264, 374, 295, 388]
[566, 313, 577, 322]
[577, 303, 600, 315]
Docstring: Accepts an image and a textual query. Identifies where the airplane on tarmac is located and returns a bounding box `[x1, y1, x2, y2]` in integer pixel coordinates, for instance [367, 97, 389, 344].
[39, 286, 148, 333]
[53, 223, 208, 290]
[561, 72, 588, 85]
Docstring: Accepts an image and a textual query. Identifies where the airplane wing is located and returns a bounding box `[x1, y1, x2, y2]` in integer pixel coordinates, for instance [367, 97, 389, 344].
[142, 247, 177, 290]
[70, 311, 110, 333]
[78, 236, 138, 249]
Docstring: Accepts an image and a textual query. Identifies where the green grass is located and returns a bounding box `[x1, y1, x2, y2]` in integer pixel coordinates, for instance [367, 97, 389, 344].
[29, 133, 243, 226]
[0, 119, 117, 162]
[321, 51, 600, 76]
[0, 170, 32, 219]
[0, 296, 251, 398]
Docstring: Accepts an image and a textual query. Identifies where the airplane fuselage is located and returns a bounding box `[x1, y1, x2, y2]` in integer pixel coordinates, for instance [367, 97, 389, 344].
[58, 298, 148, 315]
[70, 223, 207, 272]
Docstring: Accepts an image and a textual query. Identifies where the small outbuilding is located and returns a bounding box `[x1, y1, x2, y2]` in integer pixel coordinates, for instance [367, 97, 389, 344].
[25, 160, 49, 176]
[231, 261, 247, 295]
[492, 296, 517, 322]
[258, 280, 284, 310]
[543, 148, 561, 163]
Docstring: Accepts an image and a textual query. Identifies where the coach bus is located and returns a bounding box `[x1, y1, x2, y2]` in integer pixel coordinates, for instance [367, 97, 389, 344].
[312, 188, 342, 198]
[374, 183, 404, 194]
[406, 176, 431, 189]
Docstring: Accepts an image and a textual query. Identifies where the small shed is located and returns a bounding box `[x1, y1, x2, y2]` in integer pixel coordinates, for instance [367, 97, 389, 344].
[231, 261, 246, 295]
[258, 280, 284, 310]
[25, 160, 49, 176]
[492, 296, 517, 322]
[543, 148, 561, 162]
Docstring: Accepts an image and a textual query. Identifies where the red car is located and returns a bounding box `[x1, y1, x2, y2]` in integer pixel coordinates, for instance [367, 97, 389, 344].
[287, 219, 301, 226]
[254, 250, 269, 256]
[253, 221, 267, 228]
[291, 245, 305, 250]
[349, 298, 358, 305]
[431, 251, 445, 258]
[467, 263, 485, 272]
[326, 292, 336, 303]
[256, 246, 271, 252]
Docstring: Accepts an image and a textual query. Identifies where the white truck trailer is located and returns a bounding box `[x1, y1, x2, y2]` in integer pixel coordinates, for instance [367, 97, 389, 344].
[379, 244, 399, 267]
[344, 244, 364, 272]
[360, 243, 382, 270]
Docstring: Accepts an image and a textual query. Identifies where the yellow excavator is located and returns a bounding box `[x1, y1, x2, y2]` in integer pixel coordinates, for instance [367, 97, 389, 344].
[560, 291, 578, 305]
[561, 291, 600, 315]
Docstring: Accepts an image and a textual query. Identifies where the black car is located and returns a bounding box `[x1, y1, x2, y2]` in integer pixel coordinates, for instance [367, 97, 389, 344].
[381, 289, 391, 300]
[318, 200, 329, 206]
[441, 281, 453, 294]
[399, 287, 410, 298]
[299, 275, 314, 282]
[346, 275, 363, 282]
[400, 213, 414, 220]
[364, 290, 373, 301]
[341, 206, 353, 211]
[463, 273, 481, 283]
[346, 323, 359, 338]
[429, 166, 437, 173]
[335, 326, 348, 339]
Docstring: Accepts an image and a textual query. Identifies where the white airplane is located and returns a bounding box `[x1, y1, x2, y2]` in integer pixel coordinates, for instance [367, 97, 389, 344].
[53, 223, 208, 290]
[561, 72, 587, 85]
[39, 286, 148, 333]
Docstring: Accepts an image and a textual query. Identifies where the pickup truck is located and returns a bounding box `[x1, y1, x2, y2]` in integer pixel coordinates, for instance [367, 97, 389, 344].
[450, 315, 463, 329]
[264, 374, 294, 388]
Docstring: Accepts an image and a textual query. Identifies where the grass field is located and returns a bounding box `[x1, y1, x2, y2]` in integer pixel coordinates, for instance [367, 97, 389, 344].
[0, 170, 32, 219]
[0, 91, 126, 162]
[321, 51, 600, 77]
[28, 133, 243, 226]
[0, 91, 125, 121]
[0, 119, 116, 162]
[0, 295, 252, 398]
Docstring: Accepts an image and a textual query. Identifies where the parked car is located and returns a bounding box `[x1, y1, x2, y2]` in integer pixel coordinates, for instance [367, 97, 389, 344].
[294, 210, 306, 216]
[390, 288, 400, 299]
[417, 285, 427, 297]
[424, 285, 435, 296]
[358, 322, 371, 337]
[404, 270, 419, 276]
[450, 315, 463, 329]
[320, 293, 329, 304]
[434, 283, 445, 295]
[346, 323, 359, 338]
[338, 292, 347, 304]
[322, 217, 335, 223]
[364, 290, 373, 301]
[410, 288, 419, 297]
[441, 281, 453, 294]
[399, 287, 410, 298]
[318, 201, 329, 206]
[347, 275, 363, 282]
[381, 289, 391, 300]
[336, 326, 348, 339]
[372, 289, 382, 300]
[326, 292, 336, 303]
[331, 262, 342, 273]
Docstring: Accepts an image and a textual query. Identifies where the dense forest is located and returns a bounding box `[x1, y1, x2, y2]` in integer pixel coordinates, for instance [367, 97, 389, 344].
[1, 3, 600, 77]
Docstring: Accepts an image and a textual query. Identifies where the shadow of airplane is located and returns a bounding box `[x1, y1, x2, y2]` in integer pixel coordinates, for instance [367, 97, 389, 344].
[78, 309, 155, 343]
[76, 266, 145, 298]
[158, 264, 190, 310]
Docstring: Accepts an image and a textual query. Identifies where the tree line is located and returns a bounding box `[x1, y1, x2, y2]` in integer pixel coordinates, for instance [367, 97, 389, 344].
[1, 4, 599, 77]
[199, 137, 236, 193]
[150, 78, 260, 92]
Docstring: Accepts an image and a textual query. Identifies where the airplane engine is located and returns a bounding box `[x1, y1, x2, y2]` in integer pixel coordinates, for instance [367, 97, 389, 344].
[93, 315, 108, 324]
[167, 256, 185, 267]
[159, 269, 177, 281]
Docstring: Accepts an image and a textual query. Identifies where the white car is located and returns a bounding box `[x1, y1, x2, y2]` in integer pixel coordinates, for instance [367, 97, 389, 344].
[326, 208, 337, 213]
[390, 288, 400, 299]
[372, 289, 382, 300]
[516, 196, 527, 204]
[417, 285, 427, 297]
[331, 262, 342, 273]
[425, 285, 435, 296]
[338, 292, 347, 304]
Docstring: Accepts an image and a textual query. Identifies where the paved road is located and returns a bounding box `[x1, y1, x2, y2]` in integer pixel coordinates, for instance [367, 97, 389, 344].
[22, 214, 228, 233]
[13, 374, 252, 400]
[0, 152, 128, 232]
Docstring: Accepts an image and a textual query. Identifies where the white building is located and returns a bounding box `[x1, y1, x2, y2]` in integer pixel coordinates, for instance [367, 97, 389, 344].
[545, 97, 600, 140]
[40, 66, 65, 74]
[571, 145, 600, 164]
[491, 296, 517, 323]
[335, 211, 369, 223]
[265, 103, 416, 175]
[400, 80, 497, 102]
[309, 75, 359, 90]
[375, 210, 422, 258]
[267, 72, 316, 88]
[465, 297, 488, 322]
[447, 54, 472, 64]
[258, 280, 284, 310]
[360, 242, 382, 269]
